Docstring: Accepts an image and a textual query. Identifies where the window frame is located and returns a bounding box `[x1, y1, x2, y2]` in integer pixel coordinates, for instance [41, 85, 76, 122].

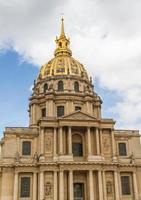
[72, 142, 83, 157]
[121, 175, 132, 195]
[58, 80, 64, 91]
[20, 176, 31, 198]
[74, 81, 79, 92]
[74, 183, 84, 199]
[118, 142, 127, 156]
[21, 140, 32, 156]
[72, 134, 83, 157]
[57, 105, 65, 117]
[43, 83, 48, 93]
[41, 107, 46, 117]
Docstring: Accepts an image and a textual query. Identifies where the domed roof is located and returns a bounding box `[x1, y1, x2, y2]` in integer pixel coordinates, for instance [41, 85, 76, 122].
[39, 19, 89, 80]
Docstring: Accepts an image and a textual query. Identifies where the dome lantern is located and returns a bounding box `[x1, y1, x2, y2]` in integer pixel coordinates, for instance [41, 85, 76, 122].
[54, 18, 72, 57]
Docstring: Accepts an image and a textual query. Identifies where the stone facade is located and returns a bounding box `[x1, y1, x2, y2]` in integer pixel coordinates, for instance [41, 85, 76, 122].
[0, 19, 141, 200]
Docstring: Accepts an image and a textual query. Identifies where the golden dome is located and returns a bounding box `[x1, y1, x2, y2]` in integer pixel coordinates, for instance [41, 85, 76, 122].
[39, 19, 88, 80]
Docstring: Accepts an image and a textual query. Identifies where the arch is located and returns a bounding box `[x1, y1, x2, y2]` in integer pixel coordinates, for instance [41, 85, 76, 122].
[74, 81, 79, 92]
[72, 134, 83, 156]
[58, 80, 64, 91]
[43, 83, 48, 93]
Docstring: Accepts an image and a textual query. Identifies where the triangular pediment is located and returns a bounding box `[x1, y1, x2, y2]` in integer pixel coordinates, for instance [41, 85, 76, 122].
[62, 111, 97, 120]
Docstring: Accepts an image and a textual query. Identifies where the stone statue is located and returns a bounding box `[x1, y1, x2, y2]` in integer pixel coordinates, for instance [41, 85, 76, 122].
[33, 152, 39, 163]
[45, 182, 52, 196]
[15, 151, 20, 163]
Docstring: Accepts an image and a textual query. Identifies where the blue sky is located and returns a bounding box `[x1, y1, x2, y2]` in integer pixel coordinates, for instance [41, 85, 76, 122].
[0, 50, 38, 137]
[0, 0, 141, 137]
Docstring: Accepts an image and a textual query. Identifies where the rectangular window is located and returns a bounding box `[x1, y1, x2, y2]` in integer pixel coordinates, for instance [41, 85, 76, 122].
[121, 176, 131, 195]
[22, 141, 31, 156]
[57, 106, 64, 117]
[119, 143, 127, 156]
[41, 108, 46, 117]
[72, 143, 83, 156]
[20, 177, 30, 197]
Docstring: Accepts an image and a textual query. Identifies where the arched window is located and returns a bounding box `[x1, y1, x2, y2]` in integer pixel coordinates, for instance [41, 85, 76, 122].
[41, 108, 46, 117]
[74, 81, 79, 92]
[43, 83, 48, 93]
[57, 106, 64, 117]
[58, 81, 64, 91]
[59, 42, 62, 47]
[72, 134, 83, 156]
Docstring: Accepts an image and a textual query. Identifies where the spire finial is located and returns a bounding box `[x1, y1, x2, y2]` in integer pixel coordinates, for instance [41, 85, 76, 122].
[60, 17, 65, 37]
[54, 18, 72, 57]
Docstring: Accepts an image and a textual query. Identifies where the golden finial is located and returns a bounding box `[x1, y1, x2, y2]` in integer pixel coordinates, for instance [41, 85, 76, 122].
[60, 18, 65, 37]
[54, 17, 72, 57]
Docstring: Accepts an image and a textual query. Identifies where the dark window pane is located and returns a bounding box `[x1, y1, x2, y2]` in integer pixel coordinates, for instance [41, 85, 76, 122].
[57, 106, 64, 117]
[41, 108, 46, 117]
[72, 143, 83, 156]
[58, 81, 64, 91]
[44, 83, 48, 93]
[22, 141, 31, 155]
[74, 183, 84, 198]
[74, 82, 79, 92]
[75, 106, 81, 111]
[121, 176, 131, 195]
[20, 177, 30, 197]
[119, 143, 127, 156]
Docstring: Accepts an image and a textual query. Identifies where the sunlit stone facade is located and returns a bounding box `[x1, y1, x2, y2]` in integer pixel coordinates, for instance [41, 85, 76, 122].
[0, 19, 141, 200]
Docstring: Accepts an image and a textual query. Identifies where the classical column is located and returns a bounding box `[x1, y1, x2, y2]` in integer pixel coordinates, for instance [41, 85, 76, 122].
[33, 172, 37, 200]
[53, 128, 57, 156]
[98, 170, 103, 200]
[69, 170, 73, 200]
[99, 129, 103, 155]
[59, 171, 64, 200]
[40, 128, 44, 155]
[13, 172, 18, 200]
[54, 171, 57, 200]
[68, 127, 72, 155]
[114, 171, 120, 200]
[96, 128, 100, 155]
[133, 172, 139, 200]
[59, 127, 63, 155]
[102, 171, 107, 200]
[87, 127, 92, 156]
[40, 171, 44, 200]
[89, 170, 94, 200]
[111, 129, 116, 157]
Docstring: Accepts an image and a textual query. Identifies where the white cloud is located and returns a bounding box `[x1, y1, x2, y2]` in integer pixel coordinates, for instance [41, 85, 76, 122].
[0, 0, 141, 131]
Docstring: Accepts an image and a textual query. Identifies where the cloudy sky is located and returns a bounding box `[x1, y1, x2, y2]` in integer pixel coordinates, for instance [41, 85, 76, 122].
[0, 0, 141, 137]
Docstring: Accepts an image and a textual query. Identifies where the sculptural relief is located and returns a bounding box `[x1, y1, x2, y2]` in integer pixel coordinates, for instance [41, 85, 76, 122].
[45, 137, 52, 153]
[103, 133, 112, 155]
[71, 60, 79, 74]
[56, 58, 65, 73]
